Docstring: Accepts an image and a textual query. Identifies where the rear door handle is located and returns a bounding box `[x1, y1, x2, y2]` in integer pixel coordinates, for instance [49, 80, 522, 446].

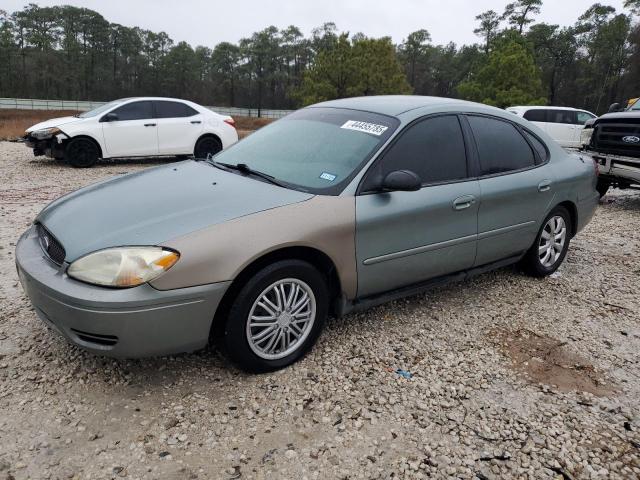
[453, 195, 476, 211]
[191, 120, 201, 124]
[538, 180, 552, 192]
[144, 123, 156, 127]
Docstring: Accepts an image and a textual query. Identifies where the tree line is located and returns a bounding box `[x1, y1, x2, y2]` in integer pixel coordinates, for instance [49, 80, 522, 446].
[0, 1, 639, 114]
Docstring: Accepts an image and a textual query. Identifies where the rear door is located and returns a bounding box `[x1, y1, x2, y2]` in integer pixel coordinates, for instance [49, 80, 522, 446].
[101, 100, 158, 157]
[355, 115, 480, 297]
[466, 115, 554, 266]
[154, 101, 204, 155]
[546, 110, 579, 147]
[523, 109, 549, 133]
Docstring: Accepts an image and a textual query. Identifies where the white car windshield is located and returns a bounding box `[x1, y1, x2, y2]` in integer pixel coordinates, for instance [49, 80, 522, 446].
[630, 99, 640, 111]
[77, 99, 126, 118]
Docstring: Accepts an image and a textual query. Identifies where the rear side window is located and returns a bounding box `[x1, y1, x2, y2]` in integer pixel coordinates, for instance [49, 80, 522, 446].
[111, 101, 153, 121]
[523, 131, 548, 164]
[467, 116, 536, 175]
[368, 115, 468, 187]
[523, 109, 547, 122]
[155, 101, 198, 118]
[548, 109, 577, 125]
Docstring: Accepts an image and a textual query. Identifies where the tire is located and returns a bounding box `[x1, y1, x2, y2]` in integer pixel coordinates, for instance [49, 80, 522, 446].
[521, 206, 572, 278]
[194, 136, 222, 159]
[65, 137, 100, 168]
[596, 178, 610, 198]
[218, 259, 329, 373]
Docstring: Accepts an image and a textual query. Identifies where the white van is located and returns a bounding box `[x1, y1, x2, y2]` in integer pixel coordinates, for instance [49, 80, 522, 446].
[507, 106, 596, 148]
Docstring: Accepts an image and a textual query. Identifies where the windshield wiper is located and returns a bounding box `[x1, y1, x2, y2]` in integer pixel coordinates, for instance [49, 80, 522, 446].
[208, 160, 289, 188]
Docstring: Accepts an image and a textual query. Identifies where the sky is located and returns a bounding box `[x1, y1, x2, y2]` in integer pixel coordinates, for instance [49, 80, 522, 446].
[2, 0, 631, 47]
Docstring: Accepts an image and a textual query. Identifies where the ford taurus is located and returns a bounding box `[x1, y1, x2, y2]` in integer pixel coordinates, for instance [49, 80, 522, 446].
[16, 96, 600, 372]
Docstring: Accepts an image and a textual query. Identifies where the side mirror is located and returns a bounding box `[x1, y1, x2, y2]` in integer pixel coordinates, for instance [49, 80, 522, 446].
[101, 112, 119, 122]
[381, 170, 422, 192]
[608, 103, 621, 113]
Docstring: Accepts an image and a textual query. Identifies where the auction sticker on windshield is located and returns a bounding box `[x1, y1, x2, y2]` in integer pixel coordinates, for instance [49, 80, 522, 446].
[341, 120, 389, 136]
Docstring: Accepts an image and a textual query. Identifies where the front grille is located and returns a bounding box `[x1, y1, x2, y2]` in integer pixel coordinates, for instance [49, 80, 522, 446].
[592, 122, 640, 158]
[70, 328, 119, 347]
[36, 223, 66, 265]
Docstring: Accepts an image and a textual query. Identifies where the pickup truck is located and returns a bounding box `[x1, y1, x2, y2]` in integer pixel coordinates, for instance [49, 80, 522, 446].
[580, 98, 640, 197]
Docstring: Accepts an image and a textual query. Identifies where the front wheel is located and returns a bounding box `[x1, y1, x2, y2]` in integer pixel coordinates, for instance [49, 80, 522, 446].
[219, 260, 329, 373]
[65, 138, 100, 168]
[520, 206, 572, 277]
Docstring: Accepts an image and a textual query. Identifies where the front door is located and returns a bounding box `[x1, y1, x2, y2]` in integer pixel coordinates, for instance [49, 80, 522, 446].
[465, 115, 555, 266]
[101, 100, 158, 157]
[355, 115, 479, 298]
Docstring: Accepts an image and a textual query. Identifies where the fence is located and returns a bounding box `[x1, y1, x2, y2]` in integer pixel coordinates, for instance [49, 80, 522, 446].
[0, 98, 293, 119]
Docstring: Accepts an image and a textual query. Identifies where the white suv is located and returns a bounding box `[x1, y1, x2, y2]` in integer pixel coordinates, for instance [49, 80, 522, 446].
[507, 106, 596, 148]
[23, 97, 239, 167]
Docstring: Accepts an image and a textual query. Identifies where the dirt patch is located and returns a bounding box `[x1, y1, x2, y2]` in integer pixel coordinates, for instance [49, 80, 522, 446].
[491, 328, 616, 396]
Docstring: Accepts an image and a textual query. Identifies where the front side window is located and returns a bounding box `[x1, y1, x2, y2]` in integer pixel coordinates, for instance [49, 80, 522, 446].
[523, 109, 547, 122]
[468, 116, 536, 175]
[155, 101, 198, 118]
[212, 107, 399, 195]
[629, 99, 640, 111]
[576, 111, 595, 124]
[362, 115, 468, 190]
[78, 99, 126, 118]
[110, 101, 153, 121]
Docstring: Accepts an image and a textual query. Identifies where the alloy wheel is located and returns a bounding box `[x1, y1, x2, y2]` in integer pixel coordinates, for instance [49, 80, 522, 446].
[538, 215, 567, 268]
[246, 278, 316, 360]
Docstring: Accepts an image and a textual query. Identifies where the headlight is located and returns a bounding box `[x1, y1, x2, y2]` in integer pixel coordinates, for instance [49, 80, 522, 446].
[31, 127, 62, 140]
[67, 247, 179, 288]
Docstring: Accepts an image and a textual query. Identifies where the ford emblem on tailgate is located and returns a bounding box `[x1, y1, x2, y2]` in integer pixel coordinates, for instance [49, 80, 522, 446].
[622, 135, 640, 143]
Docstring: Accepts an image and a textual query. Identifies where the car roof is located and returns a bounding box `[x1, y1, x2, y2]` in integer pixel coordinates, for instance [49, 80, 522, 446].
[117, 97, 194, 103]
[508, 105, 588, 112]
[310, 95, 483, 117]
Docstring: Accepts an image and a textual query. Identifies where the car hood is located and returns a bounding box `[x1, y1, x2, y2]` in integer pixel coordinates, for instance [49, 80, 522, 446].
[594, 111, 640, 124]
[26, 116, 84, 132]
[36, 160, 313, 262]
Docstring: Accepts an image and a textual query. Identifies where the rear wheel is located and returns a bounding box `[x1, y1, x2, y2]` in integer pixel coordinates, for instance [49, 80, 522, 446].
[596, 178, 610, 198]
[65, 138, 100, 168]
[521, 206, 572, 277]
[218, 260, 329, 372]
[194, 136, 222, 159]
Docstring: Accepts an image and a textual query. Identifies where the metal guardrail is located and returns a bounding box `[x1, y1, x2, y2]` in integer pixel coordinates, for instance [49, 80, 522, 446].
[0, 98, 293, 119]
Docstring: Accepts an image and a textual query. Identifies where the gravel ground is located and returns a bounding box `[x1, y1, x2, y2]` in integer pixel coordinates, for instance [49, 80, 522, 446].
[0, 141, 639, 480]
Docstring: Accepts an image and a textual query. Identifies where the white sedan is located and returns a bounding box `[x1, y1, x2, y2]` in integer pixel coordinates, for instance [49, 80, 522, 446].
[23, 97, 239, 167]
[507, 106, 596, 149]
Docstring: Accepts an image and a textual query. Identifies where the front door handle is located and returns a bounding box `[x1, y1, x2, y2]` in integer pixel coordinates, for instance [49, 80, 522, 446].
[191, 120, 202, 124]
[453, 195, 476, 211]
[538, 180, 552, 192]
[144, 123, 156, 127]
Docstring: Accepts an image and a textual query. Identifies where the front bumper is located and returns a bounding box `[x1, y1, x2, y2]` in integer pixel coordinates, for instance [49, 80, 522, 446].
[16, 226, 230, 357]
[23, 134, 66, 159]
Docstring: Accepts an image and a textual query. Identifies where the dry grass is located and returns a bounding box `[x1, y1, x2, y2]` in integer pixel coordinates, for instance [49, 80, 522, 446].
[0, 109, 80, 140]
[0, 109, 273, 141]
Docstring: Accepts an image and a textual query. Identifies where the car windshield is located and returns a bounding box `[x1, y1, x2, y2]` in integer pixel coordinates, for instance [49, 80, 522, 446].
[211, 107, 399, 195]
[630, 99, 640, 111]
[77, 99, 126, 118]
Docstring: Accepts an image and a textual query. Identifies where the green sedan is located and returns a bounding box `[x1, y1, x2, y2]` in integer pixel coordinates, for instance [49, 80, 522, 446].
[16, 96, 600, 372]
